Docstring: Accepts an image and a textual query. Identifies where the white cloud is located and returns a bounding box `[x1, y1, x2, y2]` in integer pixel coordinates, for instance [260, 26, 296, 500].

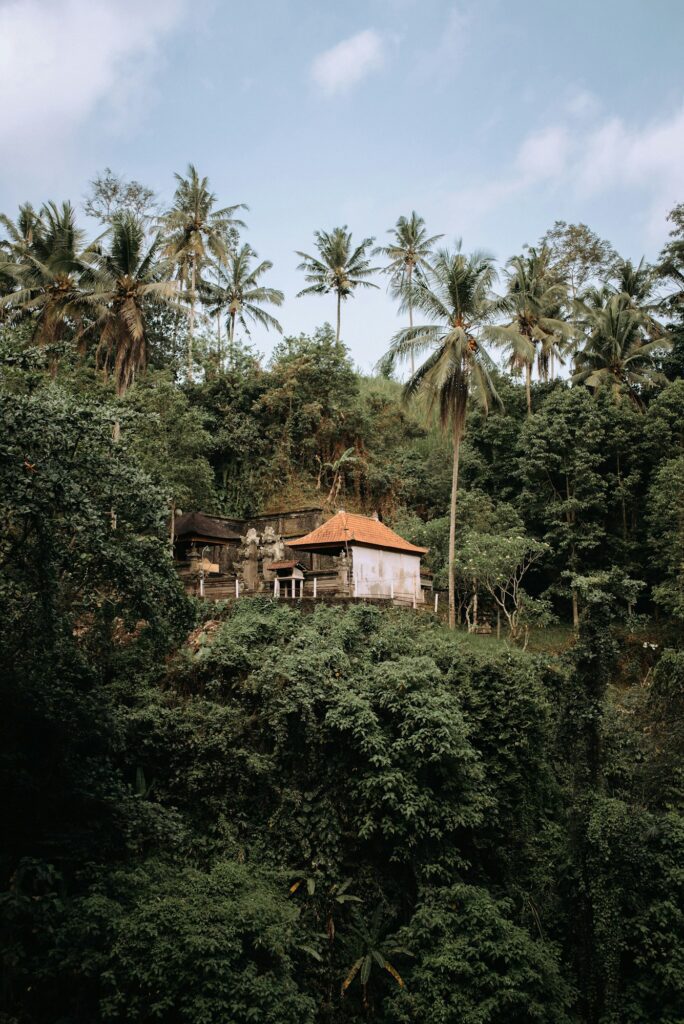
[444, 100, 684, 243]
[565, 88, 600, 119]
[516, 125, 572, 182]
[0, 0, 187, 156]
[575, 106, 684, 199]
[413, 3, 472, 85]
[310, 29, 385, 96]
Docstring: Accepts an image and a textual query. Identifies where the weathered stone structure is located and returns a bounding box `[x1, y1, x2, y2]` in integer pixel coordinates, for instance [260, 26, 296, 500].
[174, 508, 327, 599]
[174, 507, 432, 604]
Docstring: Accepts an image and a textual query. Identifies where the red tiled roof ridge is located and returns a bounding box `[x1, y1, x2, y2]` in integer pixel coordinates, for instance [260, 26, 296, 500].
[289, 510, 428, 554]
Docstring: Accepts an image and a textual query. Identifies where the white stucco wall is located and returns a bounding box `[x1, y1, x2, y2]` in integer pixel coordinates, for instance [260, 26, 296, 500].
[351, 545, 423, 602]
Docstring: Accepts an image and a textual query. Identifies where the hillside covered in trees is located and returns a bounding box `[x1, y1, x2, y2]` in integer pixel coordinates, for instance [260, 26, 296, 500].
[1, 166, 683, 1023]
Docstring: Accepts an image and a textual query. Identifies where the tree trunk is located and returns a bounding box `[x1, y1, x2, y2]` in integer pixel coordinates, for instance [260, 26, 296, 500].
[336, 290, 341, 349]
[169, 501, 175, 552]
[617, 451, 627, 540]
[229, 311, 235, 367]
[216, 309, 222, 366]
[448, 420, 462, 629]
[188, 259, 196, 378]
[572, 589, 579, 630]
[408, 265, 414, 377]
[525, 360, 532, 416]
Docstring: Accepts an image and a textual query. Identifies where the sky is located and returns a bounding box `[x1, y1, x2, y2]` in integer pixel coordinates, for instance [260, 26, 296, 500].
[1, 0, 683, 370]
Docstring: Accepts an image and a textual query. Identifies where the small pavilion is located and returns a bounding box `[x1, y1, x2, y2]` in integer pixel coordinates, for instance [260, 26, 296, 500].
[289, 510, 428, 604]
[265, 560, 307, 598]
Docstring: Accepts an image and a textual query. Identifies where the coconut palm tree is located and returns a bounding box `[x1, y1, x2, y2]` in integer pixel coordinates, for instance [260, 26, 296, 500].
[0, 205, 38, 300]
[0, 201, 99, 359]
[657, 204, 684, 313]
[0, 202, 42, 256]
[92, 214, 178, 396]
[572, 292, 669, 406]
[201, 243, 283, 365]
[374, 212, 443, 374]
[613, 256, 657, 305]
[493, 247, 572, 415]
[380, 244, 503, 627]
[296, 226, 379, 347]
[575, 257, 664, 360]
[161, 164, 246, 374]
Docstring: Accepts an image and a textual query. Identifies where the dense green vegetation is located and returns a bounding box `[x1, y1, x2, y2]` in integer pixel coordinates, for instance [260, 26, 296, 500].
[1, 169, 683, 1022]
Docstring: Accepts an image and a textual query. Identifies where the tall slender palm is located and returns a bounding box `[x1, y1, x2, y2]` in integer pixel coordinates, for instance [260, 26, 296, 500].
[161, 164, 246, 374]
[381, 245, 503, 627]
[493, 247, 571, 415]
[296, 226, 379, 347]
[573, 292, 669, 406]
[374, 212, 443, 374]
[93, 215, 177, 396]
[202, 243, 284, 364]
[0, 201, 99, 356]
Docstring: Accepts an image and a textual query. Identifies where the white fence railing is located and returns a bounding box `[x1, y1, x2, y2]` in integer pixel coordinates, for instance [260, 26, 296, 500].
[271, 572, 438, 610]
[194, 573, 442, 613]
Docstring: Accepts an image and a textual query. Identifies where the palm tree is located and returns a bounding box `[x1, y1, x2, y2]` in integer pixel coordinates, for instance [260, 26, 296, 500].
[0, 202, 42, 256]
[380, 244, 503, 628]
[161, 164, 246, 374]
[493, 247, 571, 415]
[574, 257, 663, 360]
[0, 201, 99, 360]
[201, 243, 283, 365]
[296, 226, 379, 347]
[657, 205, 684, 313]
[93, 214, 178, 396]
[613, 256, 657, 306]
[572, 292, 669, 406]
[374, 212, 443, 374]
[0, 206, 37, 301]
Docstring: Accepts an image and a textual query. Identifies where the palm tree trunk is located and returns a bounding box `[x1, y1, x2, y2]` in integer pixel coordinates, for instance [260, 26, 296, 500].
[408, 266, 414, 377]
[525, 360, 532, 416]
[229, 311, 235, 367]
[448, 419, 462, 629]
[188, 259, 196, 377]
[336, 290, 341, 349]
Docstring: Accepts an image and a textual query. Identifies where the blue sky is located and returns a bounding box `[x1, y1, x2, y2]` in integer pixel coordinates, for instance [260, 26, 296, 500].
[1, 0, 683, 369]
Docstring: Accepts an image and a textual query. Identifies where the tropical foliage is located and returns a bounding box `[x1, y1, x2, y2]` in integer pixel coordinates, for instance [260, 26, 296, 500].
[1, 170, 683, 1024]
[93, 214, 177, 395]
[202, 242, 284, 361]
[381, 244, 503, 626]
[375, 212, 442, 373]
[297, 226, 379, 345]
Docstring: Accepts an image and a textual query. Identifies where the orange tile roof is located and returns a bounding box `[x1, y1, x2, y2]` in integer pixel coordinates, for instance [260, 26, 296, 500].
[289, 511, 428, 555]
